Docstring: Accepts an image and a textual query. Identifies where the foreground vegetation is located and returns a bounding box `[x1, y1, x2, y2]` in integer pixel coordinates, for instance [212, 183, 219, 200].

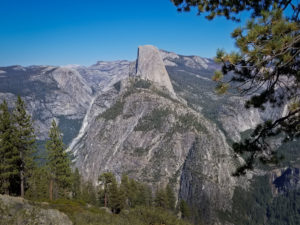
[42, 199, 191, 225]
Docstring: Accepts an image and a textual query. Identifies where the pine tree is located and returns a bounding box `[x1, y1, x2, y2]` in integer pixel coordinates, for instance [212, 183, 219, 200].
[98, 172, 114, 207]
[108, 177, 124, 214]
[81, 180, 97, 205]
[128, 178, 138, 207]
[136, 183, 152, 207]
[0, 100, 19, 195]
[179, 199, 191, 220]
[72, 168, 81, 200]
[173, 0, 300, 174]
[25, 166, 49, 200]
[46, 119, 72, 200]
[155, 187, 169, 209]
[120, 174, 130, 207]
[144, 184, 153, 206]
[166, 184, 176, 211]
[13, 96, 36, 198]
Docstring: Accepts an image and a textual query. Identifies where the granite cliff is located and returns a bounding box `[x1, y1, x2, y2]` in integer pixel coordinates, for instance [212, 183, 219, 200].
[0, 45, 296, 224]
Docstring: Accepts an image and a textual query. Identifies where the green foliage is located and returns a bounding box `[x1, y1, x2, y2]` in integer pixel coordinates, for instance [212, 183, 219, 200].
[267, 188, 300, 225]
[25, 166, 49, 201]
[154, 187, 169, 209]
[154, 184, 176, 211]
[0, 100, 19, 195]
[166, 184, 176, 211]
[98, 172, 115, 208]
[120, 174, 153, 208]
[108, 178, 124, 213]
[134, 108, 171, 132]
[172, 0, 299, 22]
[152, 87, 179, 103]
[46, 120, 72, 200]
[215, 82, 229, 95]
[81, 180, 98, 205]
[220, 174, 300, 225]
[13, 96, 36, 197]
[133, 79, 152, 89]
[212, 70, 223, 81]
[179, 199, 191, 220]
[176, 113, 207, 133]
[46, 200, 192, 225]
[71, 168, 81, 200]
[173, 0, 300, 174]
[135, 147, 150, 156]
[99, 100, 124, 121]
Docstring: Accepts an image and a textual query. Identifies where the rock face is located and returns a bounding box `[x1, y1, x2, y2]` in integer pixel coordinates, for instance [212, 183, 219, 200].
[0, 45, 295, 224]
[70, 46, 251, 224]
[71, 77, 241, 224]
[0, 195, 72, 225]
[135, 45, 176, 96]
[0, 62, 131, 145]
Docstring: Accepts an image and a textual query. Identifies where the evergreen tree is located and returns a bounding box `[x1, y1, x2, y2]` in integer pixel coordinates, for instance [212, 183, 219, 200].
[136, 183, 153, 207]
[179, 199, 191, 220]
[120, 174, 130, 207]
[13, 96, 36, 197]
[172, 0, 300, 174]
[46, 119, 72, 200]
[98, 172, 114, 207]
[144, 184, 153, 207]
[155, 187, 169, 209]
[108, 177, 124, 214]
[166, 184, 176, 211]
[25, 166, 49, 200]
[128, 178, 138, 207]
[0, 100, 19, 195]
[81, 180, 97, 205]
[72, 168, 81, 200]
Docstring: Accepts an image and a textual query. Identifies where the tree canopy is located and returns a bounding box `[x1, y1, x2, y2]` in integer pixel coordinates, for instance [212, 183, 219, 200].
[172, 0, 300, 175]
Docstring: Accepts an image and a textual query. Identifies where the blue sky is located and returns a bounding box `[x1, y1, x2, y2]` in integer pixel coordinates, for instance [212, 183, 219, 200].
[0, 0, 241, 66]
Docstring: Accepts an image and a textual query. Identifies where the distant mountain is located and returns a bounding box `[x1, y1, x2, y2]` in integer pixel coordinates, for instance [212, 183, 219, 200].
[0, 45, 299, 225]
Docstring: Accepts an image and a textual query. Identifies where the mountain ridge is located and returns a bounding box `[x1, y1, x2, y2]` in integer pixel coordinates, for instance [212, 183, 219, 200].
[0, 45, 297, 225]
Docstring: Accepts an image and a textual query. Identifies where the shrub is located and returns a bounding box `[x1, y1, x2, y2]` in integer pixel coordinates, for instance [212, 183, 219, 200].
[134, 108, 171, 132]
[99, 100, 124, 121]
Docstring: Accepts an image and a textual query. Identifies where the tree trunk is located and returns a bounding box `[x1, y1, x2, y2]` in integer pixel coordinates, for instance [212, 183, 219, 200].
[4, 183, 9, 195]
[49, 179, 53, 201]
[105, 192, 107, 207]
[20, 151, 24, 198]
[20, 170, 24, 198]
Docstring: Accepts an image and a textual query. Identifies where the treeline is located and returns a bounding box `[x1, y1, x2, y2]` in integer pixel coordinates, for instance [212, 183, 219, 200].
[96, 172, 190, 217]
[0, 97, 72, 200]
[0, 97, 191, 221]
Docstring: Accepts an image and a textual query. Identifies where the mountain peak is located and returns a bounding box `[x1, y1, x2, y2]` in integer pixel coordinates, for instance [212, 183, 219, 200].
[135, 45, 176, 96]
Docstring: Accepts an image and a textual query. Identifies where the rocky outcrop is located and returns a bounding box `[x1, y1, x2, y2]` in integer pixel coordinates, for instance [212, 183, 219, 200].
[0, 195, 72, 225]
[1, 45, 295, 224]
[0, 61, 131, 144]
[71, 76, 243, 224]
[135, 45, 176, 96]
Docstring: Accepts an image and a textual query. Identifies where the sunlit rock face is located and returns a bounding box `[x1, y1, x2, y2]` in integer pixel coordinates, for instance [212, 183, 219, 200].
[135, 45, 176, 96]
[0, 45, 292, 225]
[0, 194, 73, 225]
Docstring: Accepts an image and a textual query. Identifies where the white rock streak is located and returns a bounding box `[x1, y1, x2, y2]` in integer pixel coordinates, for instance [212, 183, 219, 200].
[67, 94, 98, 155]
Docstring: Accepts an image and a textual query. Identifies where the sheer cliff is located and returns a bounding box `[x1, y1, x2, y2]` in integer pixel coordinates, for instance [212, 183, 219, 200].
[0, 45, 296, 225]
[69, 46, 249, 224]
